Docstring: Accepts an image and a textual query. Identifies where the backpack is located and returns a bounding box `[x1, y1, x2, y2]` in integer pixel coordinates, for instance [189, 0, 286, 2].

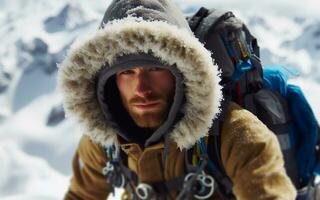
[186, 7, 320, 200]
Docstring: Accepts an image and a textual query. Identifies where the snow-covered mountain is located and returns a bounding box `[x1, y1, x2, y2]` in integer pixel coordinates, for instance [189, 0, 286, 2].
[0, 0, 319, 199]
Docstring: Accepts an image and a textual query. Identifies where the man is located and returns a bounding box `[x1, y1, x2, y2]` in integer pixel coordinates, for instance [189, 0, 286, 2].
[58, 0, 296, 199]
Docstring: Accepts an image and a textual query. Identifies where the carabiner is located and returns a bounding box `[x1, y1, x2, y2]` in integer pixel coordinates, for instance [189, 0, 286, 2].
[183, 171, 215, 199]
[135, 183, 154, 200]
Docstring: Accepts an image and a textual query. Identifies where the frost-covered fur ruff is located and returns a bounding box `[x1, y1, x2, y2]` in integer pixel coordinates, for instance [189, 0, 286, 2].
[58, 17, 222, 150]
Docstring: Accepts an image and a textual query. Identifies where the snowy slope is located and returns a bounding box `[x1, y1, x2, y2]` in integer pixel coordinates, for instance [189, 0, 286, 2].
[0, 0, 319, 199]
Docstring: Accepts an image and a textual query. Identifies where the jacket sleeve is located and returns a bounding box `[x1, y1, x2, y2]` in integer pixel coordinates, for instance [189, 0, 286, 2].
[64, 135, 112, 200]
[220, 102, 297, 200]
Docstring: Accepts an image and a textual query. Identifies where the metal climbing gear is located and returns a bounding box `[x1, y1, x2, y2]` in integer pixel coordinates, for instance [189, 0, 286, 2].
[102, 161, 126, 188]
[103, 145, 156, 200]
[177, 157, 215, 200]
[184, 171, 215, 199]
[135, 183, 155, 200]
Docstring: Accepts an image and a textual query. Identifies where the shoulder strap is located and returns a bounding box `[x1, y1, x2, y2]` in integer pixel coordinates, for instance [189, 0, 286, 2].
[207, 122, 236, 200]
[184, 101, 236, 200]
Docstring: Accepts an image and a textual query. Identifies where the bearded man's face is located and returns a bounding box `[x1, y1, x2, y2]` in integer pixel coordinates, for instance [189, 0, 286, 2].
[116, 66, 175, 128]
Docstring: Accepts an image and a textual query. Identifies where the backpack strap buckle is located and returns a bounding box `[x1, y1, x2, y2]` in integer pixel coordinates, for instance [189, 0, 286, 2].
[231, 59, 254, 81]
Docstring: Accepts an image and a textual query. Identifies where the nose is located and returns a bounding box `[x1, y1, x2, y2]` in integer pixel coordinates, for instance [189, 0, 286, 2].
[135, 71, 152, 97]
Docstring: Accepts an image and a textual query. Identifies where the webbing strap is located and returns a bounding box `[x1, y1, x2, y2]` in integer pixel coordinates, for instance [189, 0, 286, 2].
[184, 115, 236, 200]
[152, 177, 185, 194]
[208, 130, 235, 199]
[283, 148, 300, 188]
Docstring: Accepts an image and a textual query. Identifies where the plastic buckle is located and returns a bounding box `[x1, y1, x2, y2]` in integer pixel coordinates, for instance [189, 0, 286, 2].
[231, 59, 254, 81]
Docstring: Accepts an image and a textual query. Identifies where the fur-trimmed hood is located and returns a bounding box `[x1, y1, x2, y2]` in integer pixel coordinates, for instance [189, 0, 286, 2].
[58, 0, 222, 150]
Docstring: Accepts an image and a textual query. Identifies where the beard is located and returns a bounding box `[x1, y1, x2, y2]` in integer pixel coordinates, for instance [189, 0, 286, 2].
[121, 94, 173, 129]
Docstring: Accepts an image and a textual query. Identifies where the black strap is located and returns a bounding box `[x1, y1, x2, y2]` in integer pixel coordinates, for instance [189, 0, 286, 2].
[152, 177, 185, 194]
[208, 123, 236, 200]
[177, 159, 209, 200]
[183, 99, 236, 199]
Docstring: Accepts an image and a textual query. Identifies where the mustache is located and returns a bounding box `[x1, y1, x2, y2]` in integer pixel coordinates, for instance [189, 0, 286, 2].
[129, 95, 163, 104]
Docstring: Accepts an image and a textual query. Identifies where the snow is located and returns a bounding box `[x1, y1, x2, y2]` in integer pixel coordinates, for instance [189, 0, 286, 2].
[289, 78, 320, 120]
[0, 141, 68, 197]
[0, 0, 319, 199]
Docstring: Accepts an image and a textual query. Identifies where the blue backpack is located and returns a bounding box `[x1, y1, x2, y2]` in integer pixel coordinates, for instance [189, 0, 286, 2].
[187, 7, 320, 200]
[263, 65, 320, 184]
